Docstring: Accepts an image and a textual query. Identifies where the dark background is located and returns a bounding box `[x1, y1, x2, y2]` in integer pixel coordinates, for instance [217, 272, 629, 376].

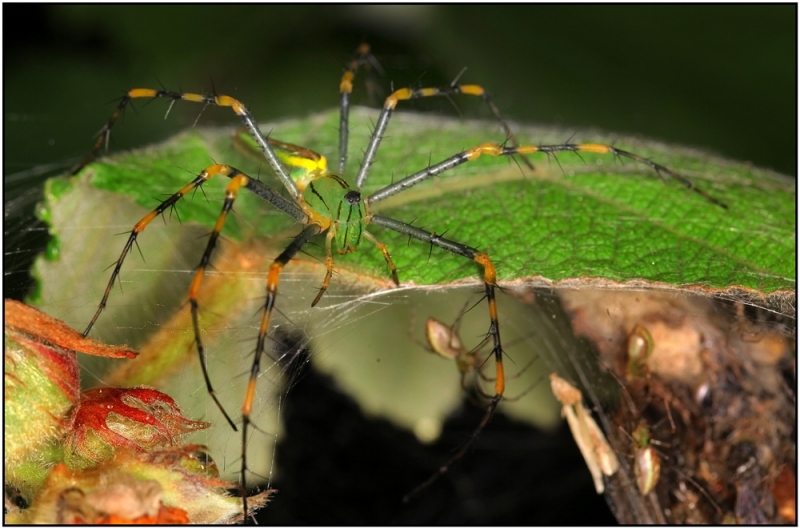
[5, 5, 796, 192]
[4, 5, 795, 524]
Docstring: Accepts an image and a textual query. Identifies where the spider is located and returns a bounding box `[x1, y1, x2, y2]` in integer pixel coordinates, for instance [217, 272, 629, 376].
[73, 44, 726, 518]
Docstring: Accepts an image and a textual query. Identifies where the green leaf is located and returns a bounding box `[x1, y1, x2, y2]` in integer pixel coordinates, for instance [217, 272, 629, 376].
[71, 107, 796, 297]
[30, 107, 795, 483]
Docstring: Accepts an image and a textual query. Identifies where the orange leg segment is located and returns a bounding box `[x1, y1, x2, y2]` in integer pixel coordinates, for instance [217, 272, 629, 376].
[367, 215, 506, 500]
[339, 43, 382, 174]
[311, 229, 337, 307]
[355, 81, 532, 188]
[240, 223, 321, 517]
[362, 230, 400, 287]
[72, 88, 300, 200]
[368, 141, 726, 209]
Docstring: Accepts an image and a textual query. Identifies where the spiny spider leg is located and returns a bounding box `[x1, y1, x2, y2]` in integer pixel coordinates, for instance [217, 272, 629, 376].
[71, 89, 300, 200]
[355, 83, 533, 189]
[338, 43, 380, 174]
[241, 223, 321, 517]
[83, 164, 304, 431]
[73, 43, 729, 522]
[83, 164, 303, 338]
[369, 214, 505, 499]
[367, 142, 727, 209]
[365, 137, 724, 497]
[310, 228, 400, 307]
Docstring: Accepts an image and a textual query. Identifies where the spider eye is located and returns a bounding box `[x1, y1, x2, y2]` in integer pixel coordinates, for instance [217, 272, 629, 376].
[344, 190, 361, 205]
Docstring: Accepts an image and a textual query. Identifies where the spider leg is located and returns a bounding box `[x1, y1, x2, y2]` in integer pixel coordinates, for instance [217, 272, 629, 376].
[478, 353, 538, 385]
[534, 143, 728, 209]
[84, 163, 305, 434]
[185, 167, 256, 432]
[241, 223, 321, 519]
[304, 196, 399, 311]
[339, 43, 380, 174]
[367, 139, 722, 496]
[311, 229, 336, 307]
[82, 171, 210, 338]
[83, 164, 304, 338]
[369, 214, 505, 497]
[362, 230, 400, 287]
[71, 89, 301, 200]
[493, 371, 546, 403]
[465, 335, 540, 401]
[355, 83, 533, 189]
[368, 142, 726, 208]
[370, 214, 505, 395]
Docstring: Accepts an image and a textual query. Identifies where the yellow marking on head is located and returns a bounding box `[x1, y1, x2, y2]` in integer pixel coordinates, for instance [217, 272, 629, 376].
[420, 88, 440, 97]
[459, 85, 485, 96]
[286, 154, 327, 173]
[357, 43, 370, 55]
[272, 148, 328, 191]
[129, 88, 158, 98]
[183, 93, 205, 102]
